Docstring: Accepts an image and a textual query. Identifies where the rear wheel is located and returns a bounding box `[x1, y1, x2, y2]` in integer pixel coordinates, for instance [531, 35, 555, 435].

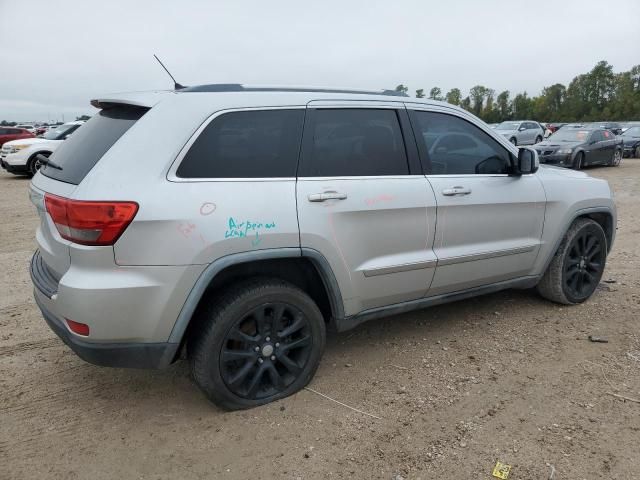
[573, 152, 584, 170]
[537, 218, 607, 304]
[611, 149, 622, 167]
[510, 137, 517, 146]
[28, 152, 49, 176]
[188, 279, 326, 410]
[635, 146, 640, 159]
[535, 136, 542, 144]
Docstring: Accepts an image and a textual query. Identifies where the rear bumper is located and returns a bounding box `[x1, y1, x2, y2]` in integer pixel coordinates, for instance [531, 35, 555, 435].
[29, 249, 195, 369]
[34, 291, 180, 368]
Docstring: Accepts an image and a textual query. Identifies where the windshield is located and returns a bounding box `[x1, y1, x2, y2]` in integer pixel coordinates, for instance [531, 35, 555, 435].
[622, 126, 640, 137]
[42, 124, 79, 140]
[496, 122, 520, 130]
[549, 129, 592, 142]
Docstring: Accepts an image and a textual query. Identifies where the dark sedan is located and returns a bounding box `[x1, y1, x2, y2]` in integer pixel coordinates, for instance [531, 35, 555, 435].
[535, 128, 623, 169]
[620, 126, 640, 158]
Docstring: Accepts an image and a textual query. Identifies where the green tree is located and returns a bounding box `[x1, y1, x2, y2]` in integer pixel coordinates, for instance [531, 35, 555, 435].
[512, 92, 533, 119]
[469, 85, 489, 116]
[415, 89, 425, 98]
[429, 87, 443, 101]
[445, 88, 461, 105]
[460, 96, 471, 111]
[395, 84, 409, 95]
[496, 91, 511, 121]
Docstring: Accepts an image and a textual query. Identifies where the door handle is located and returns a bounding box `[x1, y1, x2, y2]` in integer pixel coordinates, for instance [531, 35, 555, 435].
[308, 191, 348, 202]
[442, 186, 472, 196]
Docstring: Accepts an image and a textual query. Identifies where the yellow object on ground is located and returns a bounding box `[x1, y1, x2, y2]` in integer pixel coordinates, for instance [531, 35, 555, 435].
[492, 461, 512, 479]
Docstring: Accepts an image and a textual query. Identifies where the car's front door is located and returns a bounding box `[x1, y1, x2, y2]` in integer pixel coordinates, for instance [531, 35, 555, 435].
[407, 106, 546, 296]
[585, 130, 606, 165]
[296, 103, 437, 315]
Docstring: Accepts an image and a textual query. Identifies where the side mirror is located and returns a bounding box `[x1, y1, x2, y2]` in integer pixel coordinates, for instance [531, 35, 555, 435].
[518, 126, 526, 131]
[516, 147, 538, 175]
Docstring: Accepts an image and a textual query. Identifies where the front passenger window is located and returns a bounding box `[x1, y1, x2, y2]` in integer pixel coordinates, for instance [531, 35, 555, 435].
[411, 111, 512, 175]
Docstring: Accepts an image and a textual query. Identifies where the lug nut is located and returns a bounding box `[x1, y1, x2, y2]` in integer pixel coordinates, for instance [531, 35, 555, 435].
[266, 337, 271, 342]
[275, 343, 280, 347]
[271, 355, 276, 361]
[258, 358, 264, 364]
[254, 346, 260, 352]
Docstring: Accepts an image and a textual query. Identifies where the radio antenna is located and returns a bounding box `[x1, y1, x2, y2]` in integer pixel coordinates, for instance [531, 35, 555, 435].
[153, 54, 186, 90]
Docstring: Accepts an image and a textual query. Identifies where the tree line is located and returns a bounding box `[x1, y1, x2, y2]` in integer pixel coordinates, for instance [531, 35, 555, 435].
[398, 61, 640, 123]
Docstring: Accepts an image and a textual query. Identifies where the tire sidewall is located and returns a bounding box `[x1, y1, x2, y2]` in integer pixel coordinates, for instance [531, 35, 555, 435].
[191, 283, 326, 409]
[573, 152, 583, 170]
[560, 222, 607, 303]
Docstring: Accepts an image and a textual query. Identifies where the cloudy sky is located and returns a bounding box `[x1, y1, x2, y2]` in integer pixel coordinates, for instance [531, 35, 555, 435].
[1, 0, 638, 122]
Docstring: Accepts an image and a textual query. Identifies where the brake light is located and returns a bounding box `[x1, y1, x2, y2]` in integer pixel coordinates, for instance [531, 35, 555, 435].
[44, 194, 138, 246]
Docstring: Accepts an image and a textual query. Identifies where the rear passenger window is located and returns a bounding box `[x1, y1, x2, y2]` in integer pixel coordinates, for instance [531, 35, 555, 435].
[411, 111, 511, 175]
[177, 109, 304, 178]
[300, 109, 408, 177]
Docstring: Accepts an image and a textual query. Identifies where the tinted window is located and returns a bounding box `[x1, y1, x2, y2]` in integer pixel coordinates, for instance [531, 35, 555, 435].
[42, 106, 147, 185]
[411, 111, 511, 175]
[0, 129, 7, 135]
[177, 109, 304, 178]
[301, 109, 408, 177]
[591, 131, 604, 142]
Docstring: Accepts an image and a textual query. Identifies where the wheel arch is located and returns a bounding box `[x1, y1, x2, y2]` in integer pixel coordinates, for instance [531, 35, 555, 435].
[168, 248, 344, 348]
[540, 207, 615, 277]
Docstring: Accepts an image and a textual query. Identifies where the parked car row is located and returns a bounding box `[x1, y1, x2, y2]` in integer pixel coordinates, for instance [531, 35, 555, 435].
[0, 121, 85, 176]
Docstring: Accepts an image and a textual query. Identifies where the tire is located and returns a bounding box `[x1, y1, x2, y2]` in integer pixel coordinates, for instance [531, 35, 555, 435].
[573, 152, 584, 170]
[27, 152, 49, 177]
[535, 136, 542, 144]
[635, 146, 640, 159]
[537, 218, 607, 305]
[510, 137, 517, 146]
[188, 279, 326, 410]
[610, 149, 622, 167]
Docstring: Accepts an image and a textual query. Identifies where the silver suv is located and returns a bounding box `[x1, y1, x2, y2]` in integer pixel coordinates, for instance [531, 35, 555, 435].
[495, 120, 545, 145]
[29, 85, 616, 409]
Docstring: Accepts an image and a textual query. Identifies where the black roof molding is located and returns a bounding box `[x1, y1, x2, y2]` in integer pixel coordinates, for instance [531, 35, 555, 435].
[179, 84, 408, 97]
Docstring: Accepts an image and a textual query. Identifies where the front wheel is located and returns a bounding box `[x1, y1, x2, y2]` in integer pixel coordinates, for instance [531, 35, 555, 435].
[510, 137, 517, 146]
[635, 146, 640, 159]
[28, 152, 49, 177]
[611, 149, 622, 167]
[188, 279, 326, 410]
[573, 152, 584, 170]
[537, 218, 607, 304]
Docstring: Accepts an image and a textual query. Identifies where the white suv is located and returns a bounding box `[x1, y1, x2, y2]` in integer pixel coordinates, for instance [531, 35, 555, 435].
[1, 121, 84, 176]
[29, 85, 616, 409]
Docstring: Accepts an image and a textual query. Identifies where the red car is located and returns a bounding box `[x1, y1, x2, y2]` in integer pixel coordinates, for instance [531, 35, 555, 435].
[0, 127, 34, 147]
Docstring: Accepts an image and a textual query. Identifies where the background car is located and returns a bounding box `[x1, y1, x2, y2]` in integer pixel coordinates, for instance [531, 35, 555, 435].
[536, 127, 623, 169]
[0, 121, 84, 176]
[0, 127, 34, 147]
[14, 124, 36, 134]
[494, 120, 545, 145]
[587, 122, 623, 135]
[621, 126, 640, 158]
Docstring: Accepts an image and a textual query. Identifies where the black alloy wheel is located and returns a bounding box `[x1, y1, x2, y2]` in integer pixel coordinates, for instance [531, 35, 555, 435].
[563, 228, 605, 301]
[220, 302, 313, 400]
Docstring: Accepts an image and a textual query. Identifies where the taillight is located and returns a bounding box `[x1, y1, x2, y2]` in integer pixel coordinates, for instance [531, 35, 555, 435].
[44, 194, 138, 246]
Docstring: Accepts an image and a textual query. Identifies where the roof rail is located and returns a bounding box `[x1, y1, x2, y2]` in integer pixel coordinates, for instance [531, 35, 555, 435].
[178, 84, 408, 97]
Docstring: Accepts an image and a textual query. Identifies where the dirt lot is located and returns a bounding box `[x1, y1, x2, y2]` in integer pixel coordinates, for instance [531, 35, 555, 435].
[2, 161, 640, 480]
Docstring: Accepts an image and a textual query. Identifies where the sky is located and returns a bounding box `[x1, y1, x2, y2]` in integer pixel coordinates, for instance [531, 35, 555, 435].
[1, 0, 639, 122]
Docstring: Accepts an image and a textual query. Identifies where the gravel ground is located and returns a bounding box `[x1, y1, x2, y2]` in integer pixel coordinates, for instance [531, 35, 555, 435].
[1, 161, 639, 479]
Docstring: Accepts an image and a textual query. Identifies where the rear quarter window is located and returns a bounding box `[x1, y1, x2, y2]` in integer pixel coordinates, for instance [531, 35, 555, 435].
[176, 109, 305, 178]
[41, 106, 148, 185]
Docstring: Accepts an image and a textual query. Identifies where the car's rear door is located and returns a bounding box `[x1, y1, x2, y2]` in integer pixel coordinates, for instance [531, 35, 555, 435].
[296, 101, 437, 315]
[585, 130, 605, 165]
[407, 105, 546, 296]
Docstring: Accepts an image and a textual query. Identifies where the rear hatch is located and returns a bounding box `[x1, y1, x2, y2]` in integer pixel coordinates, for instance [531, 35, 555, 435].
[30, 105, 149, 279]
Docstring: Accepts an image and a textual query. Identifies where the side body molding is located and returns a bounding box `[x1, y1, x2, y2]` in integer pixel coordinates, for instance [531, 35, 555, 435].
[168, 247, 346, 344]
